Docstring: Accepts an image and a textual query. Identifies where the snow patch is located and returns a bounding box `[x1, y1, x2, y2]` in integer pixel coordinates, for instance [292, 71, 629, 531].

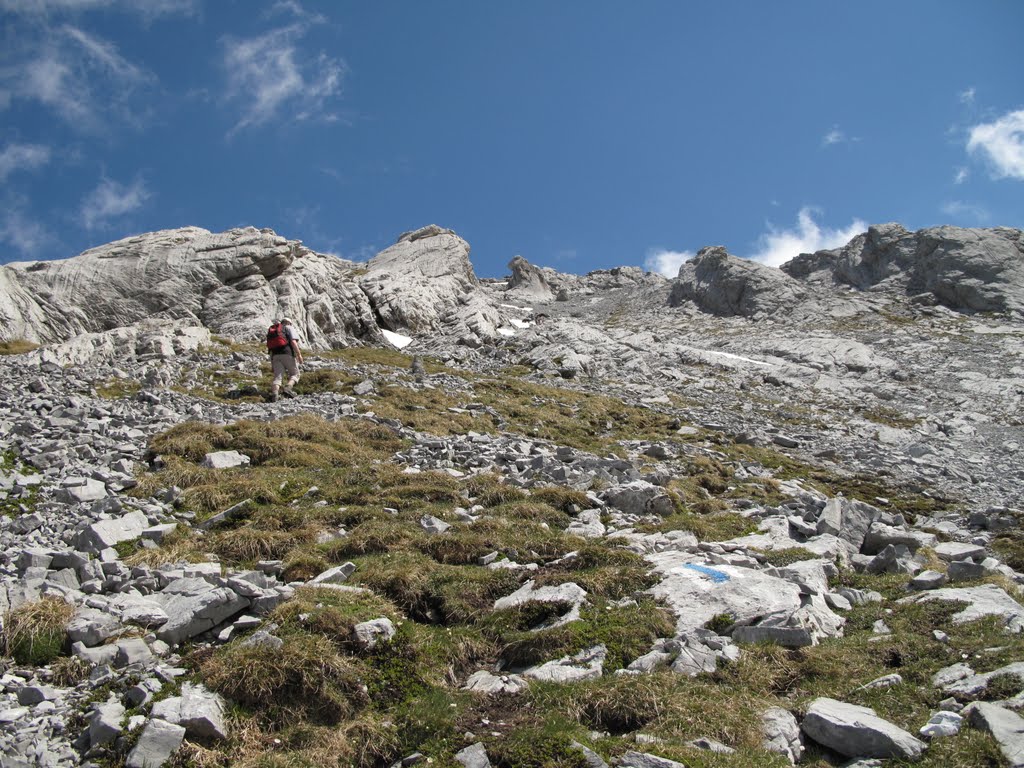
[706, 350, 773, 367]
[510, 318, 532, 329]
[381, 329, 413, 349]
[497, 327, 516, 337]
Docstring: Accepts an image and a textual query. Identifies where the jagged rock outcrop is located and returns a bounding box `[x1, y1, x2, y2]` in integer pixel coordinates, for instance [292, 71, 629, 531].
[670, 246, 808, 317]
[784, 223, 1024, 314]
[506, 256, 556, 301]
[360, 225, 506, 341]
[0, 227, 380, 348]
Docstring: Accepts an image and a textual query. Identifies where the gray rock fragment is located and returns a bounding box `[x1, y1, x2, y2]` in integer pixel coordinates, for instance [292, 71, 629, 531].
[353, 617, 396, 649]
[801, 697, 925, 759]
[965, 702, 1024, 767]
[150, 683, 227, 740]
[619, 750, 687, 768]
[125, 718, 187, 768]
[762, 706, 803, 764]
[200, 450, 251, 469]
[454, 742, 491, 768]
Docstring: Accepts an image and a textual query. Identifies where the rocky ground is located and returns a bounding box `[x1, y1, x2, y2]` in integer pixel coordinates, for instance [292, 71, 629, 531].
[1, 221, 1023, 767]
[1, 322, 1023, 767]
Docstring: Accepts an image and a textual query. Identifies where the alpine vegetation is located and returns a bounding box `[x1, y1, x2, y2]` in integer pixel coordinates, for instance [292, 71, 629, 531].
[1, 223, 1023, 767]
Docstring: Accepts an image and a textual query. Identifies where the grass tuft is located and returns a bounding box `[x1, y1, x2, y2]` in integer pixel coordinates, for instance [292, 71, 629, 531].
[1, 597, 74, 665]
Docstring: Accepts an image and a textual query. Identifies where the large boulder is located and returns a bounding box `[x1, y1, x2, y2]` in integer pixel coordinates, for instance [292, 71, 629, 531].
[670, 246, 808, 318]
[360, 225, 504, 339]
[506, 255, 556, 301]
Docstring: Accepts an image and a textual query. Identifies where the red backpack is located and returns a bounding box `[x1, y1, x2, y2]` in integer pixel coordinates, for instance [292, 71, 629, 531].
[266, 323, 290, 352]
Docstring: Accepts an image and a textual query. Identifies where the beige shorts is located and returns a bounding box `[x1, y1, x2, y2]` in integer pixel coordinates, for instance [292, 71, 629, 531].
[271, 354, 299, 384]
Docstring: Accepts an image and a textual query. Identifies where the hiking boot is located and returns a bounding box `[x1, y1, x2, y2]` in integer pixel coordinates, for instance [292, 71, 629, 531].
[269, 393, 278, 403]
[282, 387, 297, 399]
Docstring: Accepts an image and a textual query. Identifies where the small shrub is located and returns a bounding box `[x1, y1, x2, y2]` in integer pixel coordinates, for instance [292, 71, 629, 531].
[49, 655, 91, 686]
[751, 547, 821, 567]
[981, 673, 1024, 701]
[1, 598, 74, 665]
[706, 613, 735, 634]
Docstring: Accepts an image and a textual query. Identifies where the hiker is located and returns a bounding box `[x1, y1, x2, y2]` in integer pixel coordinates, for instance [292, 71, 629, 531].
[267, 317, 303, 402]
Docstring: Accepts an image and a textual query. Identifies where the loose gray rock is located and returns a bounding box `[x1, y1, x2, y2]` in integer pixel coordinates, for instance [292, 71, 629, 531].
[801, 697, 925, 760]
[125, 717, 187, 768]
[454, 742, 492, 768]
[353, 618, 396, 649]
[200, 450, 251, 469]
[965, 702, 1024, 767]
[619, 751, 687, 768]
[762, 706, 803, 764]
[150, 683, 227, 741]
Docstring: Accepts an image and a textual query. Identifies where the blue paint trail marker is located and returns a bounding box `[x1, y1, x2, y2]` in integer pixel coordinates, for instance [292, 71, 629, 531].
[682, 564, 731, 583]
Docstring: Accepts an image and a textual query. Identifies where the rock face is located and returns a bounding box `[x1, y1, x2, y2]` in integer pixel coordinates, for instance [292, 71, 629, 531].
[670, 246, 808, 317]
[783, 223, 1024, 314]
[0, 223, 519, 351]
[360, 225, 504, 341]
[1, 226, 379, 347]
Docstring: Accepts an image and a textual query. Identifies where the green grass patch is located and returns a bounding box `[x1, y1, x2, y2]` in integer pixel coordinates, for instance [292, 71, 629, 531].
[640, 509, 759, 541]
[751, 547, 822, 567]
[495, 598, 674, 673]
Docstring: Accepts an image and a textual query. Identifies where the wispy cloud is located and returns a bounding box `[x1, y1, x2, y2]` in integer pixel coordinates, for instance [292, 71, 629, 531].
[222, 16, 346, 136]
[269, 0, 326, 24]
[80, 176, 150, 229]
[0, 143, 51, 181]
[941, 200, 990, 223]
[967, 109, 1024, 180]
[644, 248, 694, 277]
[959, 87, 976, 105]
[3, 24, 154, 131]
[0, 0, 198, 17]
[750, 207, 866, 267]
[0, 206, 58, 258]
[953, 166, 969, 185]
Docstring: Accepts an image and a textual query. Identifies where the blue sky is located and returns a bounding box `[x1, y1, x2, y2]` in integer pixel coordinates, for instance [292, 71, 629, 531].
[1, 0, 1022, 277]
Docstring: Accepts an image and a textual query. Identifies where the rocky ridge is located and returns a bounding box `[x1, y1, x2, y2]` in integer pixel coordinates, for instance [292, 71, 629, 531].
[0, 221, 1023, 767]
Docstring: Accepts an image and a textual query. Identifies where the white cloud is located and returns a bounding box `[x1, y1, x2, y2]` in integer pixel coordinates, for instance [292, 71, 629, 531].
[644, 248, 695, 277]
[941, 200, 990, 223]
[223, 22, 346, 135]
[3, 24, 154, 130]
[822, 127, 845, 146]
[749, 207, 866, 268]
[0, 143, 51, 181]
[959, 87, 976, 105]
[953, 166, 969, 184]
[80, 176, 150, 229]
[967, 109, 1024, 180]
